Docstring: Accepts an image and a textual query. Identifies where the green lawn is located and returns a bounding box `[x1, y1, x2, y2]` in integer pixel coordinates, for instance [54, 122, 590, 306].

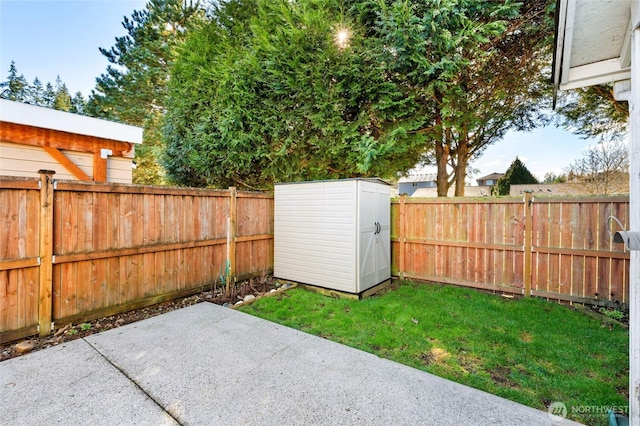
[240, 281, 628, 425]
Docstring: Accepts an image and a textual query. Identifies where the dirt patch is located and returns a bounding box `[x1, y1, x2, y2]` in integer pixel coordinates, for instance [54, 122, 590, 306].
[420, 347, 450, 365]
[489, 366, 520, 389]
[519, 332, 533, 343]
[1, 276, 278, 363]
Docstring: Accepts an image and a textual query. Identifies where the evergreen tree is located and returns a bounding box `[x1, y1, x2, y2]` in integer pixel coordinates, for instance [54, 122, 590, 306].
[88, 0, 205, 185]
[493, 157, 539, 196]
[53, 76, 72, 111]
[352, 0, 553, 196]
[43, 82, 56, 108]
[0, 63, 85, 112]
[0, 61, 29, 101]
[556, 84, 629, 142]
[70, 92, 86, 114]
[164, 0, 552, 190]
[30, 77, 44, 106]
[164, 0, 426, 188]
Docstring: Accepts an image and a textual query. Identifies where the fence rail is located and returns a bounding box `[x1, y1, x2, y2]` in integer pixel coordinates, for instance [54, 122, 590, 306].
[1, 175, 273, 343]
[391, 194, 630, 307]
[2, 176, 630, 343]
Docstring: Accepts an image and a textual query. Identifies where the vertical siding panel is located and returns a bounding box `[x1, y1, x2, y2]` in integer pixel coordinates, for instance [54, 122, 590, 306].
[52, 263, 62, 320]
[0, 190, 10, 259]
[611, 258, 626, 302]
[7, 191, 19, 259]
[93, 192, 107, 252]
[572, 255, 585, 298]
[584, 257, 597, 298]
[157, 195, 166, 244]
[16, 271, 26, 328]
[4, 270, 18, 331]
[143, 194, 154, 245]
[0, 271, 8, 332]
[24, 267, 38, 328]
[98, 259, 109, 310]
[163, 195, 173, 244]
[75, 260, 90, 313]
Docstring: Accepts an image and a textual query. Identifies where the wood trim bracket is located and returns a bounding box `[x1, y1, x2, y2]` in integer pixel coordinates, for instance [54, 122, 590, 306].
[43, 147, 91, 181]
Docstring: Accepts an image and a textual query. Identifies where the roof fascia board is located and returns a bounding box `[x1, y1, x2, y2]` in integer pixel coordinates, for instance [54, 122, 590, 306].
[0, 99, 143, 144]
[634, 0, 640, 29]
[559, 0, 577, 87]
[621, 16, 634, 68]
[553, 0, 569, 95]
[560, 59, 631, 90]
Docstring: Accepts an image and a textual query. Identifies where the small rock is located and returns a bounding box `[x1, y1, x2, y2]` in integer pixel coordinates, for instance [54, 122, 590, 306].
[15, 340, 36, 354]
[270, 289, 277, 293]
[234, 300, 243, 305]
[223, 303, 231, 308]
[243, 295, 256, 303]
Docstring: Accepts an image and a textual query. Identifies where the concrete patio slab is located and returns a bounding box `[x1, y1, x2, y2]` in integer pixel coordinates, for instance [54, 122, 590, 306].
[2, 302, 580, 425]
[0, 336, 178, 426]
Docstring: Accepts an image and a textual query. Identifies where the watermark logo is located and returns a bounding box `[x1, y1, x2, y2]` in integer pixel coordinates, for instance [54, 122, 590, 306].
[548, 401, 568, 421]
[547, 402, 629, 423]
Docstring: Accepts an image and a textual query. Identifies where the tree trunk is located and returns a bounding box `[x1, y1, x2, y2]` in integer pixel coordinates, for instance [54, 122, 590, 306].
[434, 97, 451, 197]
[435, 139, 450, 197]
[454, 139, 469, 196]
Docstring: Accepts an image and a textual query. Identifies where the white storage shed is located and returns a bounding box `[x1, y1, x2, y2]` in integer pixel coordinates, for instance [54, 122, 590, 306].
[274, 179, 391, 294]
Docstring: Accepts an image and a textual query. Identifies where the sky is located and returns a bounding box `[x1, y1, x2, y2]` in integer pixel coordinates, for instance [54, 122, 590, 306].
[0, 0, 601, 183]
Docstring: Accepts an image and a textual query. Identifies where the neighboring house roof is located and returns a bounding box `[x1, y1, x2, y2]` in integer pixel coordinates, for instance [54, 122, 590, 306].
[398, 173, 437, 184]
[476, 172, 504, 182]
[0, 99, 143, 144]
[412, 186, 492, 198]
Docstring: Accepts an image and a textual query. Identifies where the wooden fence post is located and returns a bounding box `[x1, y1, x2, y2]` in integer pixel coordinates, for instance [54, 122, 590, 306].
[523, 191, 533, 297]
[399, 194, 406, 280]
[38, 170, 55, 336]
[226, 186, 237, 294]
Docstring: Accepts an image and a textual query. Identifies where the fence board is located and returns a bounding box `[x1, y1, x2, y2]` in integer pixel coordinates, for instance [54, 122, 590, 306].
[0, 179, 41, 340]
[3, 178, 630, 342]
[1, 179, 274, 342]
[392, 196, 630, 307]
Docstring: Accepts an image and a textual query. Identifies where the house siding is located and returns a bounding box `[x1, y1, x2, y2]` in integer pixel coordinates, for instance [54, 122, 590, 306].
[0, 141, 133, 183]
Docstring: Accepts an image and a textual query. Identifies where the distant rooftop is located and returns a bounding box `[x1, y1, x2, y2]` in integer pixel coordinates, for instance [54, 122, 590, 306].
[476, 172, 504, 181]
[397, 173, 437, 183]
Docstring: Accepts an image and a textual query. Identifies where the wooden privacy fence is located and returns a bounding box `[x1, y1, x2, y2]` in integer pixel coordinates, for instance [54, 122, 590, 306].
[391, 193, 630, 307]
[0, 174, 273, 343]
[2, 177, 631, 342]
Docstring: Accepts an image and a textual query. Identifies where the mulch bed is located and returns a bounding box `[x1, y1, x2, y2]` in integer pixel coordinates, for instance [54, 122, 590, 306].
[1, 276, 278, 362]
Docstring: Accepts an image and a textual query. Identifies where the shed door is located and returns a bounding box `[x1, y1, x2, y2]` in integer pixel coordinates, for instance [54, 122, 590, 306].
[359, 183, 391, 292]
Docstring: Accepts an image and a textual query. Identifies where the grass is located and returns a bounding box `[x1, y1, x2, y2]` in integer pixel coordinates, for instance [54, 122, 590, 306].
[240, 281, 629, 425]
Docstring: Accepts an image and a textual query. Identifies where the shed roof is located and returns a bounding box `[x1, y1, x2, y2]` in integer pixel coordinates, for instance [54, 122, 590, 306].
[0, 99, 142, 144]
[275, 178, 391, 186]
